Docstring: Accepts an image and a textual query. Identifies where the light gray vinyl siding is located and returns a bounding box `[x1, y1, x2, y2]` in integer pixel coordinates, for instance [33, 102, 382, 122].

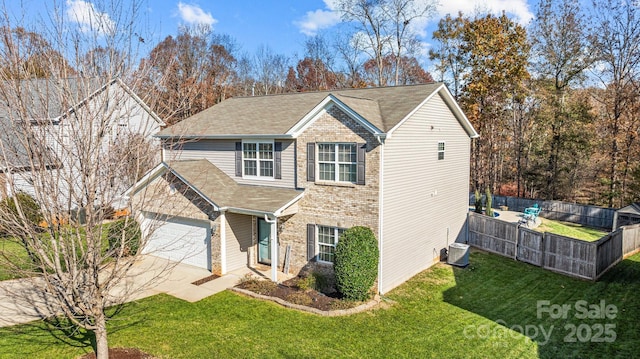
[380, 92, 471, 294]
[165, 139, 296, 188]
[11, 172, 38, 198]
[225, 213, 252, 271]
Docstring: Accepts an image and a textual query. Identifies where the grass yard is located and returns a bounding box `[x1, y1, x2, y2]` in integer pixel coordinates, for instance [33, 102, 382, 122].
[1, 250, 639, 358]
[535, 218, 609, 241]
[0, 239, 32, 281]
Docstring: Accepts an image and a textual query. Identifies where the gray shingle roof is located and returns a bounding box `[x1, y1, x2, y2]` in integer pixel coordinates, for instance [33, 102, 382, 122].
[618, 203, 640, 216]
[0, 77, 105, 121]
[158, 83, 444, 137]
[166, 159, 303, 214]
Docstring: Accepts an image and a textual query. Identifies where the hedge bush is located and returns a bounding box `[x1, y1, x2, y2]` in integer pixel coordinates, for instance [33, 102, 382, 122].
[107, 218, 141, 257]
[0, 192, 43, 233]
[334, 226, 379, 301]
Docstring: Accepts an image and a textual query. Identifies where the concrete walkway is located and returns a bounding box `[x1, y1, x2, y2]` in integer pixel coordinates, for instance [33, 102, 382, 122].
[0, 255, 250, 328]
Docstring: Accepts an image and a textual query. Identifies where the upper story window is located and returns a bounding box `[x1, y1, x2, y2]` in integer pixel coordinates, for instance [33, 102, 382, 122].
[438, 141, 445, 160]
[243, 141, 273, 178]
[318, 143, 357, 182]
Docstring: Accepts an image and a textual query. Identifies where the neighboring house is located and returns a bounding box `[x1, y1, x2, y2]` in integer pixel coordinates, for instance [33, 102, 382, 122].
[0, 77, 165, 207]
[129, 83, 478, 294]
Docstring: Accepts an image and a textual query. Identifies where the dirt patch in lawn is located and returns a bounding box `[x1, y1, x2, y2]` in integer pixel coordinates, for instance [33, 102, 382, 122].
[78, 347, 153, 359]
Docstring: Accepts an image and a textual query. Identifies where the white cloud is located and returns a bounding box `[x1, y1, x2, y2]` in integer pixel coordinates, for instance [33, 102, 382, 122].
[437, 0, 533, 25]
[177, 2, 217, 26]
[65, 0, 115, 35]
[295, 9, 341, 36]
[295, 0, 341, 36]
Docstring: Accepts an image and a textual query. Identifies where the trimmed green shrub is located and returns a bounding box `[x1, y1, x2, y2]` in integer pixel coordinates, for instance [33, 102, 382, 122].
[0, 192, 43, 232]
[334, 226, 379, 301]
[485, 187, 493, 217]
[107, 218, 141, 257]
[474, 189, 483, 214]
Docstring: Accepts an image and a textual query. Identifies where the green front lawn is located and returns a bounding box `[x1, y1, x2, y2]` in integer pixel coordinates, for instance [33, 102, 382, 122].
[535, 218, 609, 241]
[1, 250, 639, 358]
[0, 239, 32, 281]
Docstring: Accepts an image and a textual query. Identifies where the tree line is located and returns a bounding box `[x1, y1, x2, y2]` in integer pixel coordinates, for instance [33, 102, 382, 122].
[3, 0, 639, 209]
[430, 0, 640, 208]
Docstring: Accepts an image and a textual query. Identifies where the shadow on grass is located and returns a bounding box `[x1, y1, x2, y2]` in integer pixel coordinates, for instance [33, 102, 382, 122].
[443, 249, 640, 358]
[0, 301, 149, 358]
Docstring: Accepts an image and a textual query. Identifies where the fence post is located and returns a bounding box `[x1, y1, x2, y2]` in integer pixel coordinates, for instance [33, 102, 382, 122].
[592, 240, 599, 280]
[514, 224, 520, 261]
[541, 232, 548, 269]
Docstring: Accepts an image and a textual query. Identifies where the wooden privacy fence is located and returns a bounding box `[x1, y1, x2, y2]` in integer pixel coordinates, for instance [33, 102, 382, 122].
[469, 194, 616, 230]
[467, 212, 640, 280]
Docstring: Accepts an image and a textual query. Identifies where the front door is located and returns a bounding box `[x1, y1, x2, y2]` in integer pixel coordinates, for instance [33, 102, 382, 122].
[257, 218, 271, 265]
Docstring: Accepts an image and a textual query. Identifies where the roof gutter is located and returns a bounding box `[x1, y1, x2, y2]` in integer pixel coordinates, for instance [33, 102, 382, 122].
[224, 207, 275, 218]
[155, 134, 296, 140]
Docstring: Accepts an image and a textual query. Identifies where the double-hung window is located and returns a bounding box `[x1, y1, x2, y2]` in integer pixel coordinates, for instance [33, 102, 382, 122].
[317, 225, 345, 263]
[438, 141, 445, 160]
[243, 141, 273, 178]
[318, 143, 357, 182]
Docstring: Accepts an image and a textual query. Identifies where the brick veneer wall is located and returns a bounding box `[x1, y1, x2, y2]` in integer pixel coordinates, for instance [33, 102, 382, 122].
[278, 105, 381, 274]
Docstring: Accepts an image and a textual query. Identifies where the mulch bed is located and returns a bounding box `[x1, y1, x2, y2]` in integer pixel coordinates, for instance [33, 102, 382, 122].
[190, 274, 220, 286]
[236, 276, 356, 311]
[78, 347, 153, 359]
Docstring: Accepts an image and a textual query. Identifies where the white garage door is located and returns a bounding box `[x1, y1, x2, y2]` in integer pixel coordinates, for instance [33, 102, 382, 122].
[141, 213, 211, 270]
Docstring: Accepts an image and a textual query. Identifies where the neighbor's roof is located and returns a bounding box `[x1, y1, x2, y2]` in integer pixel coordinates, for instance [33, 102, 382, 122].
[0, 77, 104, 121]
[166, 159, 303, 215]
[0, 77, 164, 170]
[158, 83, 477, 138]
[617, 203, 640, 216]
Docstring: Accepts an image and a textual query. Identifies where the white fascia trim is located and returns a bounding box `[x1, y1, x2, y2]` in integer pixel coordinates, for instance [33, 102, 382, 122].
[155, 134, 294, 140]
[378, 142, 384, 294]
[287, 95, 385, 138]
[441, 86, 479, 138]
[225, 207, 275, 218]
[273, 191, 305, 217]
[386, 84, 479, 139]
[124, 162, 167, 197]
[164, 163, 221, 212]
[115, 78, 166, 126]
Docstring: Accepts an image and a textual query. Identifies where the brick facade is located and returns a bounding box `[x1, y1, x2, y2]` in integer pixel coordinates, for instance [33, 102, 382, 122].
[277, 105, 380, 274]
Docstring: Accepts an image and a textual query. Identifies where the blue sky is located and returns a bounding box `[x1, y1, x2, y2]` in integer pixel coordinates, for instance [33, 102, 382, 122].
[7, 0, 537, 65]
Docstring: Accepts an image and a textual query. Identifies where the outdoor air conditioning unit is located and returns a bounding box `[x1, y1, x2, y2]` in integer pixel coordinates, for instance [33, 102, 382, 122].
[447, 243, 470, 267]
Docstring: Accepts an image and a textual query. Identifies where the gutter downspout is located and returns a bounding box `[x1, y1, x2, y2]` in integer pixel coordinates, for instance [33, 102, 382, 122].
[376, 134, 384, 294]
[264, 214, 278, 282]
[220, 211, 227, 275]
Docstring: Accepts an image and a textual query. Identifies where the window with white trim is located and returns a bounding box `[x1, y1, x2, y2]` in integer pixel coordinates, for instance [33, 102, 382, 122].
[243, 141, 273, 178]
[317, 225, 345, 263]
[438, 141, 445, 160]
[318, 143, 357, 182]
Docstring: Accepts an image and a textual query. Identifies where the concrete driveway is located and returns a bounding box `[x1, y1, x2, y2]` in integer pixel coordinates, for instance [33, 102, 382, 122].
[0, 255, 249, 328]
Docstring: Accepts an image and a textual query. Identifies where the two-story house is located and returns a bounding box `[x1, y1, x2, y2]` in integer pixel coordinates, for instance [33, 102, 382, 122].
[129, 83, 478, 294]
[0, 77, 165, 208]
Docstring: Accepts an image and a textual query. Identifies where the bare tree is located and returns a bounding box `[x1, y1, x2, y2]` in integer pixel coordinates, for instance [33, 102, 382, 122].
[0, 1, 182, 358]
[334, 0, 435, 86]
[253, 45, 289, 95]
[334, 30, 366, 88]
[384, 0, 436, 85]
